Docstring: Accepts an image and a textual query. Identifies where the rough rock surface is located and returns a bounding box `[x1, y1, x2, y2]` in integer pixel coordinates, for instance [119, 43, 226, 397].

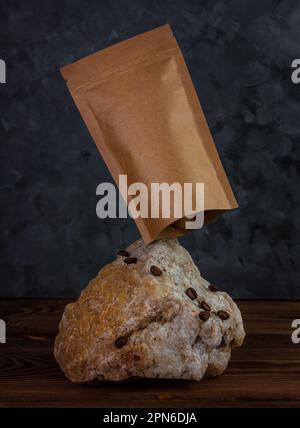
[54, 239, 245, 383]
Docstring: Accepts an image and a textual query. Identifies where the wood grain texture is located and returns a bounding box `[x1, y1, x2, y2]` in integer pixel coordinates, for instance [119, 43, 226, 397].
[0, 299, 300, 408]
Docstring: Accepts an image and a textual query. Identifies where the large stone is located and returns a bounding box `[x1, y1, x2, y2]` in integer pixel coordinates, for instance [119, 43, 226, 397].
[54, 239, 245, 383]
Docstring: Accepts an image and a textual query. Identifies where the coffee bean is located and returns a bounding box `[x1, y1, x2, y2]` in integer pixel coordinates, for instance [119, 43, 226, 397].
[185, 287, 197, 300]
[208, 284, 218, 292]
[150, 265, 163, 276]
[199, 311, 210, 322]
[115, 336, 127, 348]
[118, 250, 130, 257]
[124, 257, 137, 264]
[200, 301, 211, 311]
[217, 310, 230, 320]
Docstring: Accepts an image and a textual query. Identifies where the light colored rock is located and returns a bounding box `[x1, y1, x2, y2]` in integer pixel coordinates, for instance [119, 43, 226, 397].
[54, 239, 245, 383]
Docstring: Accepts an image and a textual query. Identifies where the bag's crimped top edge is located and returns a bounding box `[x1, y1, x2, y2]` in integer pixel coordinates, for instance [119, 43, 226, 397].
[60, 24, 174, 85]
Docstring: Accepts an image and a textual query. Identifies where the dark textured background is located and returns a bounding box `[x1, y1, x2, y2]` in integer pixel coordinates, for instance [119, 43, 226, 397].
[0, 0, 299, 298]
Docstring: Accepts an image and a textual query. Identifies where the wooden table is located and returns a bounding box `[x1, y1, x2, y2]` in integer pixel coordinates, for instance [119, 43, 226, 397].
[0, 299, 299, 408]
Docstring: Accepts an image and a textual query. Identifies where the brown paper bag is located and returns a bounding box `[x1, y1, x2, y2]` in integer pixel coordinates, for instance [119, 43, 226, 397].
[61, 24, 238, 244]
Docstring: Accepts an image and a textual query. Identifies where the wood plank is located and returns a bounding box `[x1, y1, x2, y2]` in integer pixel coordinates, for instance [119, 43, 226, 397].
[0, 299, 300, 407]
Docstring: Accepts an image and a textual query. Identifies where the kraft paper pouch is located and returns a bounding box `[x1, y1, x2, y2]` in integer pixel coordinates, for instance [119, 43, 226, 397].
[61, 24, 238, 244]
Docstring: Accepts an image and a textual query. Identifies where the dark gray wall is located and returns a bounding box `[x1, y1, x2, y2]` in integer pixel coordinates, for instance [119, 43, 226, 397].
[0, 0, 299, 298]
